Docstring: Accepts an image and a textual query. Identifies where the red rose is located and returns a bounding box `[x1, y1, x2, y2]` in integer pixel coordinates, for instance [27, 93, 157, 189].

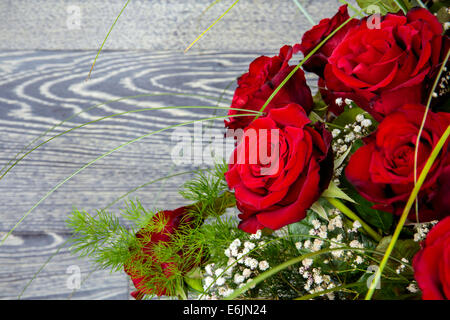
[225, 45, 313, 130]
[124, 207, 200, 299]
[225, 103, 333, 233]
[296, 5, 358, 78]
[345, 104, 450, 222]
[413, 216, 450, 300]
[323, 8, 445, 121]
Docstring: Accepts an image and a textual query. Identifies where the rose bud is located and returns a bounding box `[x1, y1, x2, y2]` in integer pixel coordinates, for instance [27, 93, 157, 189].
[413, 216, 450, 300]
[345, 104, 450, 222]
[124, 206, 202, 299]
[225, 103, 333, 233]
[225, 45, 313, 130]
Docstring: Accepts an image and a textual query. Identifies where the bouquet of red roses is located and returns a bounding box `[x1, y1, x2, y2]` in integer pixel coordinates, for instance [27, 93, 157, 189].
[66, 0, 449, 300]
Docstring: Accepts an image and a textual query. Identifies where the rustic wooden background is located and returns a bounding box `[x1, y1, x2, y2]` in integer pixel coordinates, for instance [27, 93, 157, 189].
[0, 0, 350, 299]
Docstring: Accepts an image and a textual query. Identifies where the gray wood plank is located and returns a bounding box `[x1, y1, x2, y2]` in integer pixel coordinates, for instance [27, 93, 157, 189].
[0, 50, 319, 299]
[0, 0, 348, 51]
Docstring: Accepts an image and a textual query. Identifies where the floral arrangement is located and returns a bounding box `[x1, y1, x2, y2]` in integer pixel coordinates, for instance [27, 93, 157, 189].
[66, 0, 449, 300]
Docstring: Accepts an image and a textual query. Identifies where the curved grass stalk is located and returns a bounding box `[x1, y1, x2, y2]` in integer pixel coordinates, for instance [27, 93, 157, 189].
[1, 112, 259, 247]
[365, 126, 450, 300]
[0, 105, 258, 181]
[413, 50, 450, 222]
[184, 0, 241, 53]
[292, 0, 315, 25]
[0, 93, 231, 177]
[87, 0, 131, 79]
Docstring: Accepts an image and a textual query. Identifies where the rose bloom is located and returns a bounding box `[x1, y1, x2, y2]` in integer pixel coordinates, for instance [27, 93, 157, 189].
[322, 8, 446, 121]
[296, 5, 358, 78]
[124, 207, 200, 299]
[225, 103, 333, 233]
[413, 216, 450, 300]
[225, 45, 313, 130]
[345, 104, 450, 222]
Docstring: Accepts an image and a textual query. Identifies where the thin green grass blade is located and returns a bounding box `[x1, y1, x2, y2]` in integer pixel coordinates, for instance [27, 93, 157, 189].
[413, 50, 450, 222]
[365, 125, 450, 300]
[87, 0, 131, 79]
[0, 106, 258, 181]
[292, 0, 315, 25]
[184, 0, 240, 53]
[0, 93, 230, 177]
[1, 112, 257, 247]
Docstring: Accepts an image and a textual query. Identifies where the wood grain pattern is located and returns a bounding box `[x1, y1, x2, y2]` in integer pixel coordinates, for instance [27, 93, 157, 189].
[0, 48, 320, 299]
[0, 0, 349, 51]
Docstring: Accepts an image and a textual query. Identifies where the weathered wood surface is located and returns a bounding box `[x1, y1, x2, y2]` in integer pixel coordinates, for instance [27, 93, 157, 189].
[0, 0, 352, 51]
[0, 0, 345, 300]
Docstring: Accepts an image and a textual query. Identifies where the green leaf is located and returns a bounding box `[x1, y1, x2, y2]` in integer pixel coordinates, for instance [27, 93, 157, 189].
[184, 276, 204, 293]
[375, 236, 420, 267]
[332, 105, 372, 128]
[311, 201, 329, 221]
[321, 180, 356, 203]
[356, 0, 410, 14]
[341, 179, 394, 233]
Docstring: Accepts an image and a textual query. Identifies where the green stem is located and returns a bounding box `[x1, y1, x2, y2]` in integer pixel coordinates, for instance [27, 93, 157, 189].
[326, 197, 382, 242]
[365, 126, 450, 300]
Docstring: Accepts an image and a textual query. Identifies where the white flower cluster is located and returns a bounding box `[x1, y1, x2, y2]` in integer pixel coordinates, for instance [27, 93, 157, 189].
[331, 112, 373, 184]
[200, 230, 269, 299]
[413, 221, 438, 242]
[298, 264, 336, 299]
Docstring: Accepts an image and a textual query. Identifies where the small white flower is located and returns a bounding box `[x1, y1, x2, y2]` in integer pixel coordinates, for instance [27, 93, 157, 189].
[231, 239, 241, 248]
[216, 277, 226, 286]
[204, 276, 214, 289]
[224, 248, 231, 257]
[248, 258, 259, 270]
[311, 219, 321, 229]
[249, 230, 262, 240]
[355, 256, 364, 264]
[407, 283, 418, 293]
[345, 132, 355, 143]
[205, 264, 214, 276]
[302, 258, 313, 268]
[335, 97, 344, 106]
[215, 268, 224, 277]
[242, 268, 252, 278]
[303, 240, 311, 250]
[356, 114, 365, 122]
[311, 239, 323, 252]
[361, 119, 372, 127]
[353, 125, 362, 133]
[344, 98, 353, 105]
[217, 287, 227, 296]
[349, 240, 362, 248]
[234, 274, 244, 284]
[332, 129, 341, 138]
[353, 220, 362, 230]
[244, 241, 256, 250]
[295, 242, 302, 250]
[259, 260, 269, 271]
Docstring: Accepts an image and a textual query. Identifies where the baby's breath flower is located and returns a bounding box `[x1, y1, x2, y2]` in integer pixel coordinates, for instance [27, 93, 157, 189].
[259, 260, 269, 271]
[242, 268, 252, 278]
[244, 241, 256, 250]
[361, 119, 372, 127]
[302, 258, 313, 268]
[233, 274, 244, 284]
